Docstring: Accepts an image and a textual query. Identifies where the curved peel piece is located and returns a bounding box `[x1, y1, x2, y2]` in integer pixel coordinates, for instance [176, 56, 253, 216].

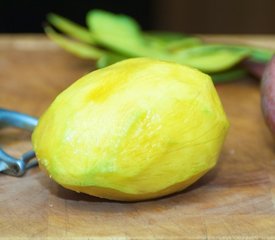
[86, 9, 147, 57]
[45, 26, 105, 59]
[47, 13, 95, 44]
[175, 45, 250, 73]
[211, 69, 247, 83]
[96, 53, 127, 68]
[143, 32, 202, 52]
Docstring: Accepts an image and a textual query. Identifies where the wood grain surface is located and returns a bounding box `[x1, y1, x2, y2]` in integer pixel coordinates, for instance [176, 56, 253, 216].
[1, 35, 275, 239]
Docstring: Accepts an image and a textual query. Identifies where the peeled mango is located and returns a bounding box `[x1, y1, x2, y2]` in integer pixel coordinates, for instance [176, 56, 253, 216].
[32, 58, 229, 201]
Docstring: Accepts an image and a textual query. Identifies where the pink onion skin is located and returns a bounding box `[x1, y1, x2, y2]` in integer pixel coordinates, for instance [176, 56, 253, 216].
[261, 56, 275, 135]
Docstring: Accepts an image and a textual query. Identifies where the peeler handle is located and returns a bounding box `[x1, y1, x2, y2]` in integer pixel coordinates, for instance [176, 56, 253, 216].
[0, 108, 38, 131]
[0, 108, 38, 176]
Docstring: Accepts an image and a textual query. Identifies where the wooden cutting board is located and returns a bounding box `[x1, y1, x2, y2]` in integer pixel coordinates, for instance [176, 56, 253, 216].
[1, 35, 275, 239]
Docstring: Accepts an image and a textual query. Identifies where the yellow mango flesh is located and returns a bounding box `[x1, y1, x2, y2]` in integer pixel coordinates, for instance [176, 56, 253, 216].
[32, 58, 229, 201]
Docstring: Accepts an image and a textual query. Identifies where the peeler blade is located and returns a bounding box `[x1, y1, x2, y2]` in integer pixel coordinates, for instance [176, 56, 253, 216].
[0, 161, 8, 172]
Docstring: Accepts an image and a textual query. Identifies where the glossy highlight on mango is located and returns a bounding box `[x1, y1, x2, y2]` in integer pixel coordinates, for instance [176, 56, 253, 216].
[32, 58, 229, 201]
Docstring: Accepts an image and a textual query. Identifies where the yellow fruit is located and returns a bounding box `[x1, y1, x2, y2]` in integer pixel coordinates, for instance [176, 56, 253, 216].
[32, 58, 229, 201]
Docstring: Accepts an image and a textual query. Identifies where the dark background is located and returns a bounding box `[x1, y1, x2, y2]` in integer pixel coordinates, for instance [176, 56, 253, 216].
[0, 0, 275, 34]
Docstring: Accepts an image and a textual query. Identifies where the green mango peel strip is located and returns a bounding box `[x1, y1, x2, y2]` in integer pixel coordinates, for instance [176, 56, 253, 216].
[45, 26, 105, 59]
[47, 13, 95, 44]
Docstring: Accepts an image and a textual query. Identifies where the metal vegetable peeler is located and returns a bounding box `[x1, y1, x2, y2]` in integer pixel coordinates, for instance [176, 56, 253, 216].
[0, 108, 38, 176]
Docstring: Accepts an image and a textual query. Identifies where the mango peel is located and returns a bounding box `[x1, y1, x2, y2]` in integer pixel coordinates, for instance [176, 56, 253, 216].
[32, 58, 229, 201]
